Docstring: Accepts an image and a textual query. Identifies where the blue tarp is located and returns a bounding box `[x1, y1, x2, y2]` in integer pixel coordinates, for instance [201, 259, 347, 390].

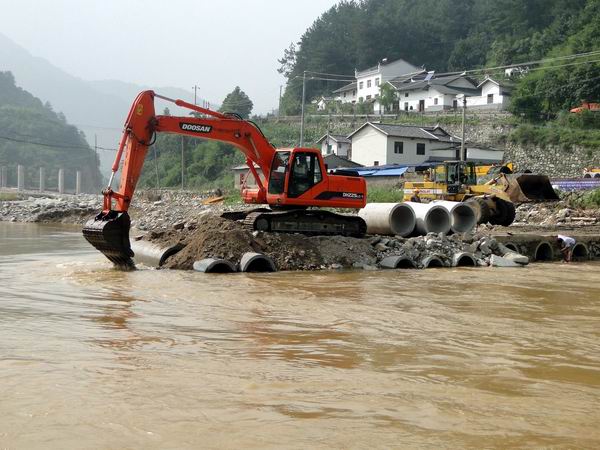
[357, 166, 409, 177]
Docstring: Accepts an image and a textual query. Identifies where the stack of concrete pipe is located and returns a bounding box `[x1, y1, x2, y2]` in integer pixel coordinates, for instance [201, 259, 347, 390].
[358, 201, 476, 237]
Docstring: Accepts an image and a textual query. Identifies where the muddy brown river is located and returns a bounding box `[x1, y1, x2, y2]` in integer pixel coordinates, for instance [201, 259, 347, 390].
[1, 222, 599, 449]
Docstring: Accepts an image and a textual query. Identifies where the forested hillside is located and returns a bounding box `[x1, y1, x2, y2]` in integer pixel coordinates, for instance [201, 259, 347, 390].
[0, 71, 102, 191]
[279, 0, 600, 117]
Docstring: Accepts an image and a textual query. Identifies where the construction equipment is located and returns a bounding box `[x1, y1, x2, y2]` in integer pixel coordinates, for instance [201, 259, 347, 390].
[403, 161, 558, 226]
[583, 167, 600, 178]
[570, 102, 600, 113]
[83, 91, 367, 267]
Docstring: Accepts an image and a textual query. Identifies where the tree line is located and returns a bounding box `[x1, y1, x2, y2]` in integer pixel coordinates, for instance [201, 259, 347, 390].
[0, 71, 102, 191]
[278, 0, 600, 119]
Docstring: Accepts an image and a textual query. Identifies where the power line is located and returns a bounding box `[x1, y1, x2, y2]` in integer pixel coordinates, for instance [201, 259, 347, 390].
[0, 134, 116, 152]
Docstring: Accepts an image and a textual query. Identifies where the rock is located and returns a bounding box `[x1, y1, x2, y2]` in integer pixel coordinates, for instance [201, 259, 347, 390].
[374, 243, 388, 251]
[502, 252, 529, 265]
[479, 241, 492, 255]
[490, 254, 522, 267]
[173, 222, 185, 230]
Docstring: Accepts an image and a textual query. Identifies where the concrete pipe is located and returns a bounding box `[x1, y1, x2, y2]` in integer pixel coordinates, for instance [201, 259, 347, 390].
[404, 202, 452, 236]
[534, 241, 554, 261]
[358, 203, 416, 237]
[130, 240, 184, 267]
[239, 252, 277, 273]
[379, 255, 416, 269]
[432, 200, 477, 233]
[421, 255, 445, 268]
[503, 242, 519, 253]
[572, 243, 590, 261]
[193, 258, 237, 273]
[452, 252, 477, 267]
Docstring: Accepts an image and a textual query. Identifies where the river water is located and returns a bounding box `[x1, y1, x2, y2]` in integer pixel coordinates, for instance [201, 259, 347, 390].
[1, 222, 599, 449]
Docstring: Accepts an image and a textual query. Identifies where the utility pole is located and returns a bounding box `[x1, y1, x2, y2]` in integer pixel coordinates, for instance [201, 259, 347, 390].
[181, 137, 185, 190]
[153, 145, 160, 190]
[193, 85, 199, 105]
[300, 71, 307, 147]
[460, 96, 467, 161]
[278, 85, 283, 118]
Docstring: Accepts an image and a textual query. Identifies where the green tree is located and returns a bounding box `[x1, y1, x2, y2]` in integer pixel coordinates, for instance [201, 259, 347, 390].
[378, 83, 397, 113]
[219, 86, 253, 119]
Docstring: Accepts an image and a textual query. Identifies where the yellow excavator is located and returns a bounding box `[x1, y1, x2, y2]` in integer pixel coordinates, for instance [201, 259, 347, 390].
[403, 161, 559, 226]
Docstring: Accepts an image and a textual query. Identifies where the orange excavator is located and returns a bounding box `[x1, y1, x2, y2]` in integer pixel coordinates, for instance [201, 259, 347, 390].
[83, 91, 367, 267]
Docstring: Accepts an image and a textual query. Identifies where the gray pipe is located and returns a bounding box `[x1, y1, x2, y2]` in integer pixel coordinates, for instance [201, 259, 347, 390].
[404, 202, 452, 235]
[358, 203, 416, 237]
[130, 239, 184, 267]
[432, 200, 477, 233]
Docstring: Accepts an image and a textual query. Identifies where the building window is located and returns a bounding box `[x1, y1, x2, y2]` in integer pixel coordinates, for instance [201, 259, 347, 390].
[417, 143, 425, 155]
[343, 92, 346, 98]
[375, 78, 380, 86]
[394, 142, 404, 154]
[366, 95, 372, 100]
[405, 92, 409, 97]
[434, 98, 438, 105]
[352, 90, 356, 96]
[374, 161, 379, 166]
[359, 81, 364, 89]
[359, 97, 364, 102]
[367, 79, 372, 88]
[453, 99, 458, 110]
[487, 94, 494, 104]
[327, 144, 333, 155]
[404, 102, 409, 111]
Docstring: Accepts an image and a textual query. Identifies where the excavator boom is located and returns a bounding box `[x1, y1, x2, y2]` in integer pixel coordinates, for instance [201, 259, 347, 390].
[83, 91, 367, 267]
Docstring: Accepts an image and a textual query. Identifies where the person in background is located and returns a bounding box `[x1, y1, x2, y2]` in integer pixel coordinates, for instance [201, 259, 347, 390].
[410, 189, 422, 203]
[556, 234, 576, 263]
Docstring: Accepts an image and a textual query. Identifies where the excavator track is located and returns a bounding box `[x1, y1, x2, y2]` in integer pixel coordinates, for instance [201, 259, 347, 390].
[239, 209, 367, 237]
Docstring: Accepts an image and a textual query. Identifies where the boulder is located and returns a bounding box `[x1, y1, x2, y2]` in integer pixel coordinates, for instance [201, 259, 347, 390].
[490, 254, 522, 267]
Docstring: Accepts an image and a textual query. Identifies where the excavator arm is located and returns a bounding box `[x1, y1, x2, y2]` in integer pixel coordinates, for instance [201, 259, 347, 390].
[103, 90, 275, 212]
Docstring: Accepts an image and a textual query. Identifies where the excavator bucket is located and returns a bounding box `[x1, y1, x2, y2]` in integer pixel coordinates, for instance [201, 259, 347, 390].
[82, 211, 135, 269]
[484, 173, 559, 203]
[505, 174, 560, 202]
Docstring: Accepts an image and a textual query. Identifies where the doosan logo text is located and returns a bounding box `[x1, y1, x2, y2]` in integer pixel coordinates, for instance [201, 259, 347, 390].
[179, 123, 212, 133]
[342, 192, 363, 199]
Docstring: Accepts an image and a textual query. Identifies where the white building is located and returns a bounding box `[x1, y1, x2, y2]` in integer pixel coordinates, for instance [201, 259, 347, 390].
[389, 74, 511, 112]
[332, 58, 421, 109]
[348, 122, 461, 166]
[356, 58, 420, 109]
[316, 133, 351, 158]
[465, 77, 512, 110]
[389, 74, 480, 112]
[332, 82, 357, 104]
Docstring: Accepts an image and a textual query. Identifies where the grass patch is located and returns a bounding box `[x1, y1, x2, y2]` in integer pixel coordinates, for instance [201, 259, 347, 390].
[367, 185, 404, 203]
[223, 189, 242, 205]
[0, 192, 20, 201]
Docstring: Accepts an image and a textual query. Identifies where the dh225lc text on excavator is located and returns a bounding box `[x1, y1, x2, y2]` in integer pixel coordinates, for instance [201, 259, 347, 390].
[83, 91, 367, 268]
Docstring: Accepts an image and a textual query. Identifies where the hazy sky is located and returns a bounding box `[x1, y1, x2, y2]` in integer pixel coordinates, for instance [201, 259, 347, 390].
[0, 0, 340, 113]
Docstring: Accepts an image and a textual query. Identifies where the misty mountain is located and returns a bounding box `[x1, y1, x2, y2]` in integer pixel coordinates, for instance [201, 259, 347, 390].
[0, 32, 199, 174]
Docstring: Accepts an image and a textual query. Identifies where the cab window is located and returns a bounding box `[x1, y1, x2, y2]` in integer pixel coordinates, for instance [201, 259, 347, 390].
[268, 151, 290, 195]
[289, 152, 323, 198]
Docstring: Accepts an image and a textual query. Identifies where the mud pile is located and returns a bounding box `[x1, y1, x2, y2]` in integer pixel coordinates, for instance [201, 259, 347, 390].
[141, 212, 529, 271]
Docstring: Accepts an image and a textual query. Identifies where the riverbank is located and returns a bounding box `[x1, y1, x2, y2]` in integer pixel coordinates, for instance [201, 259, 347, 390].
[2, 189, 599, 270]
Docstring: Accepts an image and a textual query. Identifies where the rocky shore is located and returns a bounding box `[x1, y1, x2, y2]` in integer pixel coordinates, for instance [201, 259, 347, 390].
[2, 189, 599, 271]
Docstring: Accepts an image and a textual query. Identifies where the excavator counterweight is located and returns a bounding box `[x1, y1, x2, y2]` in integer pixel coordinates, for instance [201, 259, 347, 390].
[83, 91, 367, 267]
